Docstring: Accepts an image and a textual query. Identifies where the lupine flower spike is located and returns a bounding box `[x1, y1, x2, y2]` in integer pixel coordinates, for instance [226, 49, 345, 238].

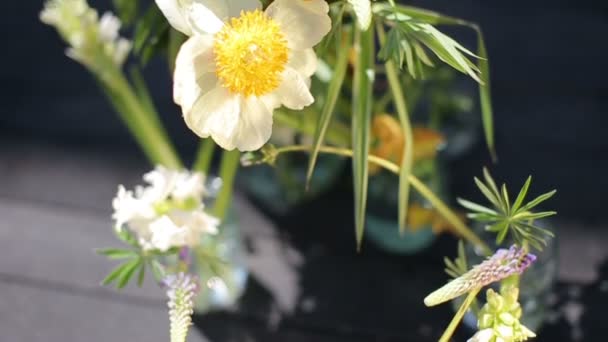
[164, 273, 199, 342]
[424, 245, 536, 307]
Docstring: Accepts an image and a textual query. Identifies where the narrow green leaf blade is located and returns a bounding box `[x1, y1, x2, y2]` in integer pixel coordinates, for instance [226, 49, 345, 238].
[96, 248, 137, 260]
[101, 262, 131, 286]
[351, 25, 375, 250]
[306, 31, 352, 188]
[476, 30, 496, 161]
[117, 258, 143, 289]
[511, 176, 532, 213]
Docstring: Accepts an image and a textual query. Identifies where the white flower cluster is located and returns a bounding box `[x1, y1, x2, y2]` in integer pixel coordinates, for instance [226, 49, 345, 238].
[40, 0, 131, 69]
[112, 166, 219, 252]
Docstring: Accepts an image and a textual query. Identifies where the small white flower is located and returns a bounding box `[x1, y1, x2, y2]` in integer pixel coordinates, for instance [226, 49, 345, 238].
[40, 0, 131, 68]
[112, 166, 218, 251]
[156, 0, 331, 151]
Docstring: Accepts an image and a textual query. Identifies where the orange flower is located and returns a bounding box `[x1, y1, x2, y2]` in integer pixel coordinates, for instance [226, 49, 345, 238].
[369, 114, 445, 173]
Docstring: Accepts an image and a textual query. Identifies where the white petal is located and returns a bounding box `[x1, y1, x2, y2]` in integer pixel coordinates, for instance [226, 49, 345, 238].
[186, 86, 241, 147]
[155, 0, 192, 36]
[173, 35, 218, 113]
[233, 97, 274, 151]
[187, 0, 225, 34]
[275, 67, 314, 110]
[266, 0, 331, 49]
[288, 48, 318, 78]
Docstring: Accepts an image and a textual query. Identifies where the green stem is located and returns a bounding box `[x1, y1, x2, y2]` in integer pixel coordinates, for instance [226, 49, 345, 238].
[378, 23, 414, 231]
[101, 68, 182, 169]
[192, 139, 216, 174]
[439, 288, 481, 342]
[212, 150, 240, 221]
[274, 145, 492, 255]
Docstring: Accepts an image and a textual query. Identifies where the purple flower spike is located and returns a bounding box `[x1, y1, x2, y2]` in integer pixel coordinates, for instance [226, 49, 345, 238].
[425, 245, 536, 307]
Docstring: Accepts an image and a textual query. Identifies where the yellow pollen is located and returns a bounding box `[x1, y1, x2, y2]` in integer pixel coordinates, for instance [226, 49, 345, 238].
[213, 10, 289, 97]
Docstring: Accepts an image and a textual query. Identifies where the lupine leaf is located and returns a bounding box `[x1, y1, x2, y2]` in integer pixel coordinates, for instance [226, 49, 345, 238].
[96, 248, 137, 260]
[511, 176, 532, 213]
[351, 25, 375, 250]
[457, 198, 498, 215]
[102, 261, 132, 286]
[518, 190, 557, 213]
[307, 30, 352, 188]
[117, 258, 143, 289]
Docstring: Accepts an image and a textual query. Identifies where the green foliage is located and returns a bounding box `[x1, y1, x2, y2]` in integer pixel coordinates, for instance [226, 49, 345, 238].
[307, 28, 352, 188]
[458, 169, 556, 250]
[351, 25, 375, 250]
[112, 0, 139, 26]
[133, 4, 170, 66]
[98, 229, 172, 288]
[444, 241, 468, 279]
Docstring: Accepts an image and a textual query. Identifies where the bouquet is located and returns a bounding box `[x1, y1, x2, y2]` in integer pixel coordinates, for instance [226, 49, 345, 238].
[40, 0, 557, 341]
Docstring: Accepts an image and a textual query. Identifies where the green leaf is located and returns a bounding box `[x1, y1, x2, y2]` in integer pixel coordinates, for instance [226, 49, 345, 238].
[150, 260, 166, 281]
[137, 262, 146, 287]
[518, 190, 557, 213]
[112, 0, 139, 26]
[351, 25, 375, 250]
[133, 5, 170, 66]
[102, 262, 132, 286]
[482, 168, 505, 208]
[501, 183, 510, 214]
[117, 258, 143, 289]
[347, 0, 372, 30]
[474, 177, 501, 209]
[96, 248, 137, 260]
[168, 28, 187, 74]
[457, 198, 498, 215]
[476, 30, 496, 161]
[307, 30, 352, 188]
[116, 228, 139, 247]
[511, 176, 532, 213]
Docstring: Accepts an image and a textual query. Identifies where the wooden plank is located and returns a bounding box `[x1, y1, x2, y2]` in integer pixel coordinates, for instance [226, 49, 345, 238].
[0, 198, 162, 301]
[0, 281, 208, 342]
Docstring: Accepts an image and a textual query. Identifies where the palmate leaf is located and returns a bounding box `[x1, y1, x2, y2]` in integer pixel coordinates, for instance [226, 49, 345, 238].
[351, 25, 375, 250]
[444, 241, 468, 279]
[306, 28, 352, 188]
[460, 169, 557, 250]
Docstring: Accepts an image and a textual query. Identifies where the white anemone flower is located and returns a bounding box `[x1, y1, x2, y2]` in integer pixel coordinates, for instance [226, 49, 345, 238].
[155, 0, 331, 151]
[112, 166, 218, 252]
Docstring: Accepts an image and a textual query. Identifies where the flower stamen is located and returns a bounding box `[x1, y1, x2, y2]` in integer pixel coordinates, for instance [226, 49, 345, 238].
[213, 10, 289, 97]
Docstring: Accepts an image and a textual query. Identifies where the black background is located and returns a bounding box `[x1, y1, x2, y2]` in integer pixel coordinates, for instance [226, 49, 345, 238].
[4, 0, 608, 221]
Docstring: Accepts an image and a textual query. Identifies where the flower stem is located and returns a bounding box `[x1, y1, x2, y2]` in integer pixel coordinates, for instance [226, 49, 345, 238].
[192, 138, 216, 174]
[101, 68, 182, 169]
[274, 145, 492, 255]
[212, 150, 240, 221]
[439, 288, 481, 342]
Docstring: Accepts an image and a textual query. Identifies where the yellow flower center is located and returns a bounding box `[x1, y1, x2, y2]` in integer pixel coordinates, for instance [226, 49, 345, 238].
[213, 10, 289, 97]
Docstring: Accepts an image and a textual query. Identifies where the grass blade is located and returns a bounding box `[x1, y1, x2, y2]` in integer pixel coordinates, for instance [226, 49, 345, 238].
[378, 24, 414, 232]
[351, 25, 375, 250]
[476, 30, 496, 161]
[306, 31, 352, 188]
